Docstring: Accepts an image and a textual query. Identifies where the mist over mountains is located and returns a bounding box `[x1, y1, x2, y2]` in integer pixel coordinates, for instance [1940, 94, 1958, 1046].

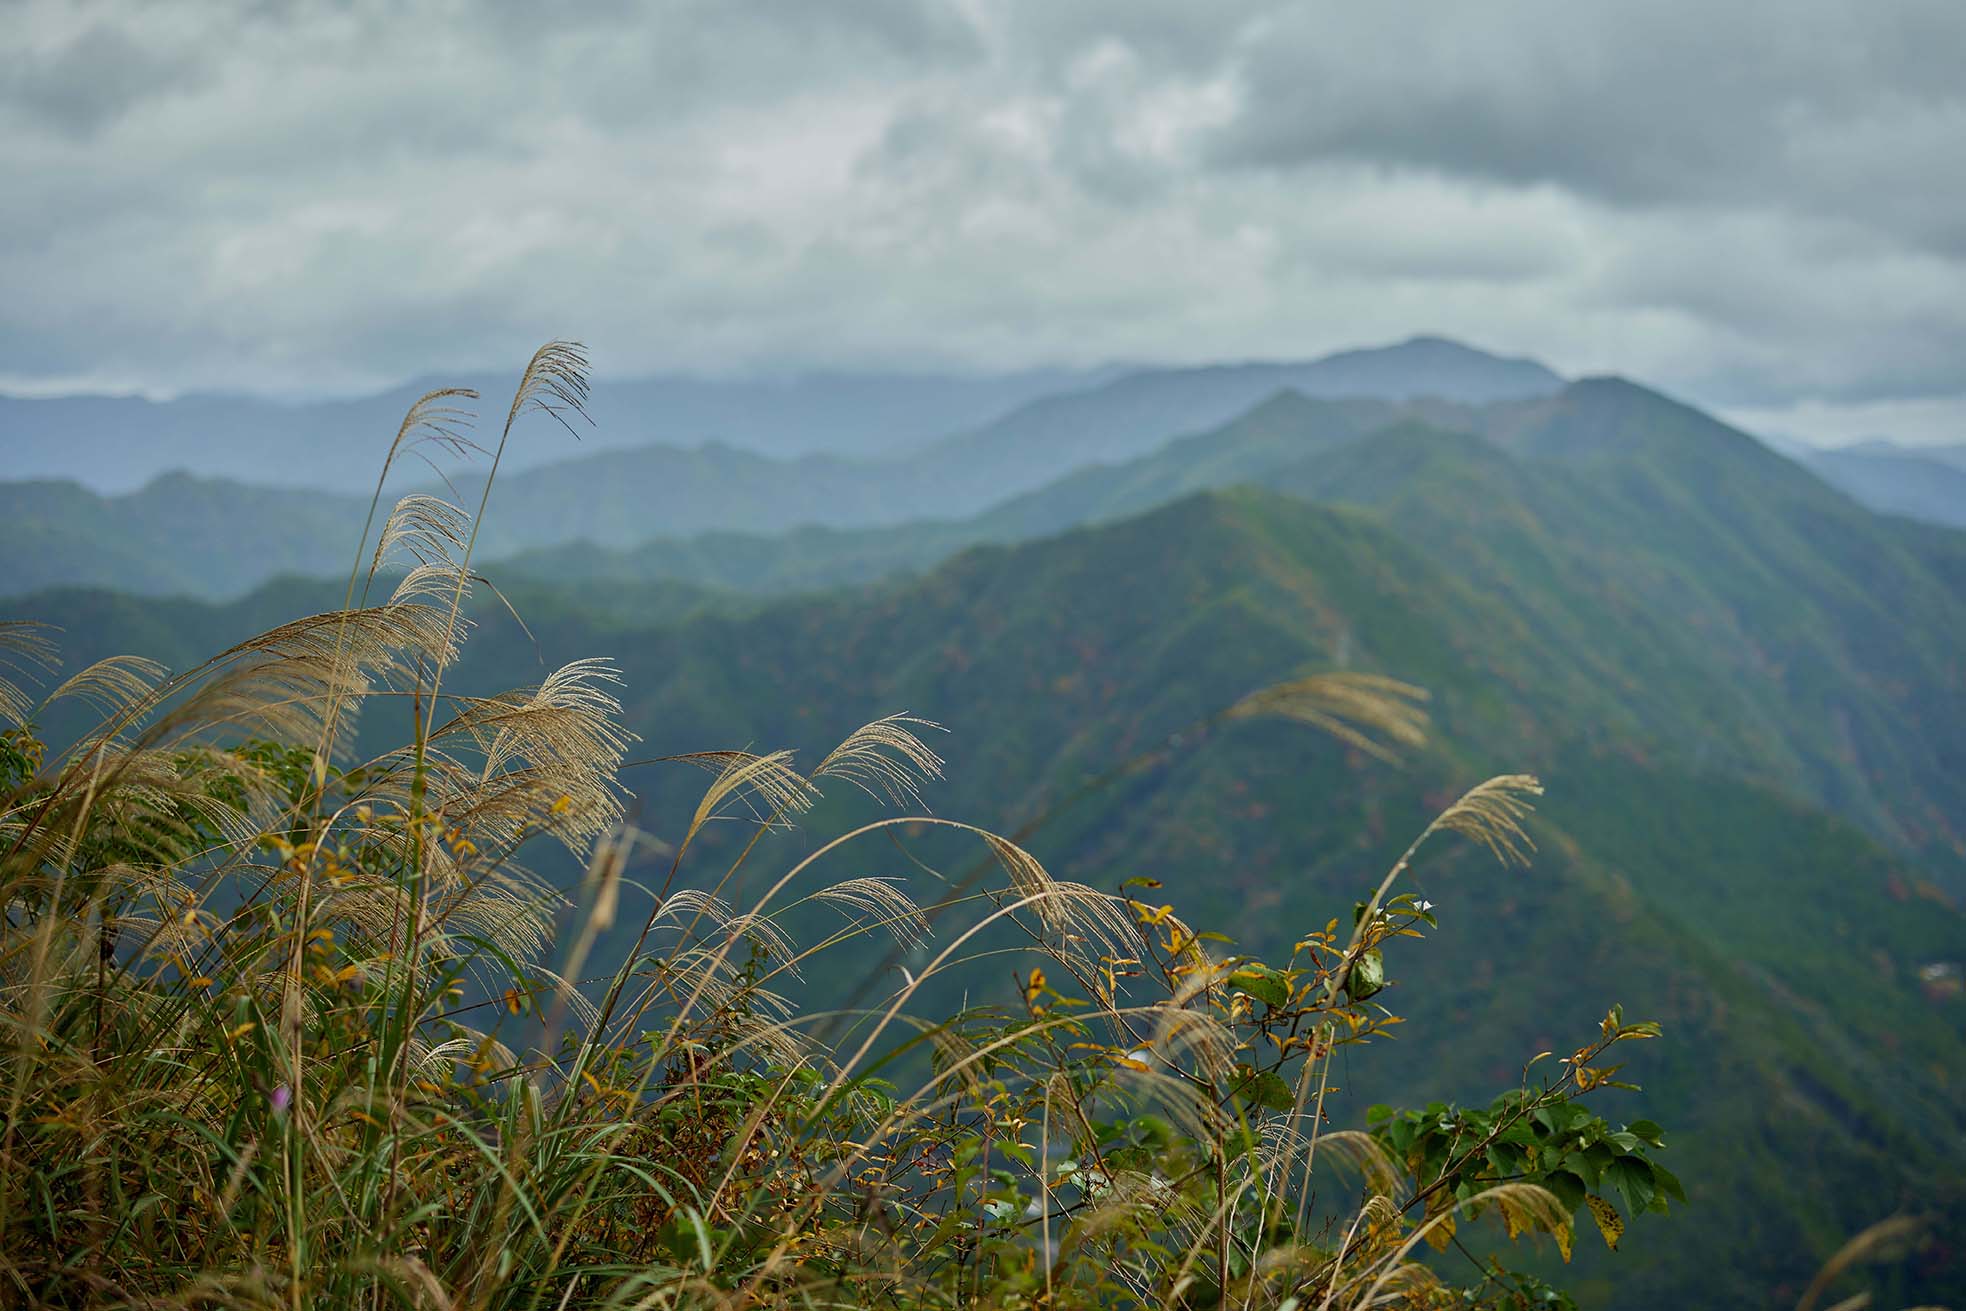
[4, 336, 1956, 601]
[0, 363, 1118, 493]
[1792, 441, 1966, 530]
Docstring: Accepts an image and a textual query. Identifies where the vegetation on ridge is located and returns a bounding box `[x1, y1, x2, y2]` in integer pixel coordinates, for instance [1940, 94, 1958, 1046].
[0, 347, 1700, 1309]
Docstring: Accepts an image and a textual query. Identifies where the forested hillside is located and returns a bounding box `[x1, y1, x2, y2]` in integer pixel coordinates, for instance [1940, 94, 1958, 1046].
[12, 466, 1963, 1306]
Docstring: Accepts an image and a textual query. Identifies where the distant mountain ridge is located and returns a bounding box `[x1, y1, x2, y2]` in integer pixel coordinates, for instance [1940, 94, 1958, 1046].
[0, 336, 1557, 496]
[912, 335, 1564, 501]
[0, 364, 1119, 493]
[3, 338, 1958, 605]
[1791, 442, 1966, 529]
[0, 338, 1569, 596]
[1840, 437, 1966, 470]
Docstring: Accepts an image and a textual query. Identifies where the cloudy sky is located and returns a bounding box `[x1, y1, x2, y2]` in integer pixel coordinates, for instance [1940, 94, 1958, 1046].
[5, 0, 1964, 445]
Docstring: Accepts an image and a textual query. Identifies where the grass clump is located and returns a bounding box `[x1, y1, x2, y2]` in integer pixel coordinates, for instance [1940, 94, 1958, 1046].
[0, 345, 1684, 1310]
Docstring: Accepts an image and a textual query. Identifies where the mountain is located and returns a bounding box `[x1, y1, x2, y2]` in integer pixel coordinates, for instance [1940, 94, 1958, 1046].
[914, 335, 1562, 502]
[497, 381, 1966, 882]
[0, 338, 1552, 499]
[9, 341, 1964, 1303]
[8, 481, 1962, 1310]
[23, 368, 1961, 891]
[0, 472, 364, 596]
[494, 390, 1396, 593]
[1840, 437, 1966, 471]
[0, 366, 1117, 494]
[1791, 444, 1966, 529]
[0, 339, 1565, 599]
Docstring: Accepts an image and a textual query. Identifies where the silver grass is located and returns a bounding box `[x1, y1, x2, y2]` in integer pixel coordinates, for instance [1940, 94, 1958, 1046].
[39, 654, 168, 721]
[812, 714, 947, 808]
[0, 620, 59, 729]
[1419, 772, 1545, 867]
[684, 749, 818, 835]
[366, 493, 472, 586]
[1224, 671, 1430, 763]
[803, 876, 931, 951]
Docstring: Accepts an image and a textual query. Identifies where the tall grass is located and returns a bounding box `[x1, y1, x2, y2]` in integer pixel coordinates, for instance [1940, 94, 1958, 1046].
[0, 344, 1699, 1310]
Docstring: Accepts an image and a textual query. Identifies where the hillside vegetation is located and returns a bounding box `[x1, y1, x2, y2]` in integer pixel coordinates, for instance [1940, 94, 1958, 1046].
[0, 346, 1720, 1309]
[3, 345, 1959, 1308]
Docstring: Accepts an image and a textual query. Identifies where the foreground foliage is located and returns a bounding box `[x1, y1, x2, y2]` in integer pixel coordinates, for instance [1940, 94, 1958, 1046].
[0, 346, 1696, 1309]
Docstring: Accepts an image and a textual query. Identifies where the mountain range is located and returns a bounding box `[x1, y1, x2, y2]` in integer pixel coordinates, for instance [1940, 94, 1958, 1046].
[1791, 441, 1966, 530]
[0, 364, 1118, 492]
[0, 336, 1559, 494]
[4, 338, 1964, 1307]
[4, 337, 1959, 602]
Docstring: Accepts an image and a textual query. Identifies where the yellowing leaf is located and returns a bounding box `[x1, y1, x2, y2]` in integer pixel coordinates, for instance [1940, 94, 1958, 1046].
[1554, 1218, 1574, 1263]
[1585, 1194, 1623, 1251]
[1423, 1213, 1456, 1253]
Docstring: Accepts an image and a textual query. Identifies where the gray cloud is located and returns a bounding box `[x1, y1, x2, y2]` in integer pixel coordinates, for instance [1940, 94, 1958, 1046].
[1209, 4, 1966, 252]
[1, 0, 1962, 443]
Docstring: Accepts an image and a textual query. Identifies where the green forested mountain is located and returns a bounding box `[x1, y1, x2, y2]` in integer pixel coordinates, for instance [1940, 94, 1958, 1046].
[504, 380, 1966, 882]
[8, 467, 1964, 1307]
[0, 473, 364, 596]
[6, 357, 1964, 1305]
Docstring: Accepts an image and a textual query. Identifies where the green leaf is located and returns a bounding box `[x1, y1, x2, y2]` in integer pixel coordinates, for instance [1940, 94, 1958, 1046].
[1544, 1169, 1587, 1213]
[1650, 1161, 1687, 1205]
[1342, 948, 1386, 1002]
[1605, 1155, 1656, 1217]
[1626, 1119, 1666, 1147]
[1233, 1065, 1297, 1112]
[1230, 964, 1290, 1008]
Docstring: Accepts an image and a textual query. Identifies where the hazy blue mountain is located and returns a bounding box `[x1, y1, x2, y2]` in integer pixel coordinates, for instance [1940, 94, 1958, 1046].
[0, 339, 1568, 597]
[463, 337, 1560, 538]
[1792, 444, 1966, 528]
[0, 365, 1118, 494]
[1840, 437, 1966, 470]
[0, 337, 1555, 499]
[916, 335, 1562, 501]
[495, 390, 1396, 592]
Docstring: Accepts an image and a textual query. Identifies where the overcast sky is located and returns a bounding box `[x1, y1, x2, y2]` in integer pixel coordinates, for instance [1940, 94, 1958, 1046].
[5, 0, 1964, 445]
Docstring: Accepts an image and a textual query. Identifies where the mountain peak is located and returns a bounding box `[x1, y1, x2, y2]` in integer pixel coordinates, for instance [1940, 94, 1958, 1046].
[1295, 336, 1566, 402]
[1395, 333, 1507, 354]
